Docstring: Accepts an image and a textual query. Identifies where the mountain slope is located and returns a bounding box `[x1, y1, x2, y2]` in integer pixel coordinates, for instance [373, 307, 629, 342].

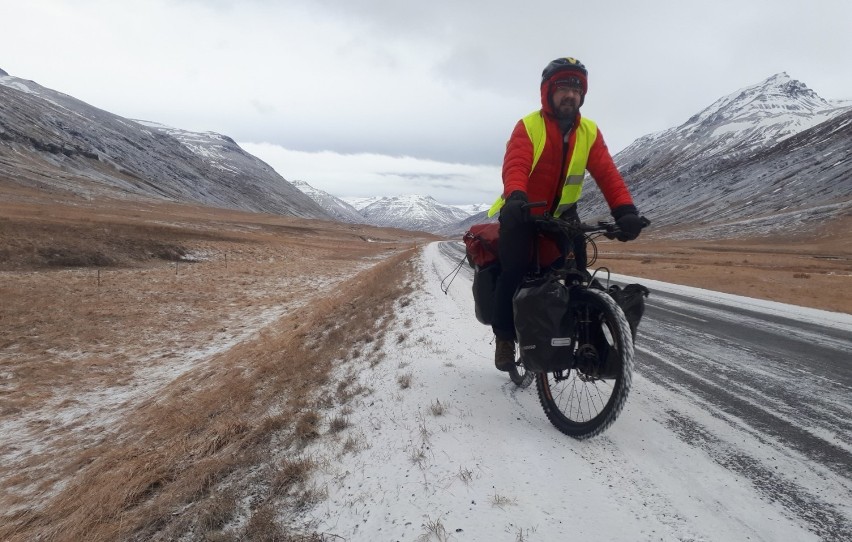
[291, 180, 366, 223]
[435, 209, 495, 238]
[579, 73, 852, 238]
[0, 72, 329, 218]
[616, 73, 849, 175]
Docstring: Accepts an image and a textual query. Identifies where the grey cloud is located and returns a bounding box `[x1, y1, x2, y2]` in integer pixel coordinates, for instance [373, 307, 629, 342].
[4, 0, 851, 204]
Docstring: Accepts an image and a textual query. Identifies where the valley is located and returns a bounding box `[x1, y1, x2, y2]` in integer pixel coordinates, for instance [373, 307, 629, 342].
[1, 191, 848, 539]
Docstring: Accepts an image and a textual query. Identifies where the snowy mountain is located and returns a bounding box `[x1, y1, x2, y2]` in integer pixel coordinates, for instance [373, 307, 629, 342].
[616, 73, 849, 175]
[434, 209, 495, 237]
[360, 195, 473, 233]
[453, 203, 491, 215]
[578, 73, 852, 238]
[296, 183, 477, 234]
[0, 71, 330, 218]
[290, 180, 365, 223]
[341, 197, 383, 211]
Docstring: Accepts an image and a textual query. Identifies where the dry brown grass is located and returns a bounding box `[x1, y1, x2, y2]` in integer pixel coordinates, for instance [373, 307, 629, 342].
[328, 414, 351, 433]
[294, 411, 322, 443]
[592, 216, 852, 314]
[430, 399, 448, 416]
[0, 189, 430, 540]
[397, 373, 413, 389]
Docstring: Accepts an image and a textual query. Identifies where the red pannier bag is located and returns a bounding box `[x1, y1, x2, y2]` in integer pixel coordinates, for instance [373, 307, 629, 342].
[463, 223, 564, 325]
[462, 222, 562, 269]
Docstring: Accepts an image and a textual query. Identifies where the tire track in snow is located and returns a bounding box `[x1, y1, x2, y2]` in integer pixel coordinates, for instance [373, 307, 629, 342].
[638, 336, 852, 476]
[664, 410, 851, 541]
[636, 288, 852, 541]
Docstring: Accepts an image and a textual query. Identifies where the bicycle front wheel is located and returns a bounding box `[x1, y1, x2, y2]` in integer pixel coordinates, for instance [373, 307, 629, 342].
[536, 288, 634, 439]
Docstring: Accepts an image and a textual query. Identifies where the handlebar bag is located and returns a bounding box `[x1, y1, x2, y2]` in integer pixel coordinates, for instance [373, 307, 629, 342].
[512, 275, 574, 372]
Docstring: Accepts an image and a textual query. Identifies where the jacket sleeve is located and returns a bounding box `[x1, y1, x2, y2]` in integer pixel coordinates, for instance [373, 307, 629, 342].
[586, 127, 634, 210]
[501, 120, 534, 197]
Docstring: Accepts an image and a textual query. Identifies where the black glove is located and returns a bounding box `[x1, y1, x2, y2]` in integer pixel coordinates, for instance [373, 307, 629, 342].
[612, 205, 643, 242]
[499, 190, 529, 230]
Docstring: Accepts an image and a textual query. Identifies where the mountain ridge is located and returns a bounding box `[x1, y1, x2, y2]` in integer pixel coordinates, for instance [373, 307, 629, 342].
[573, 72, 852, 239]
[2, 69, 849, 241]
[0, 73, 330, 219]
[290, 182, 477, 233]
[290, 180, 365, 223]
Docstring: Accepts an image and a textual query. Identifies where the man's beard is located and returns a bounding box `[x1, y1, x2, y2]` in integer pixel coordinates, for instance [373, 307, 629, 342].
[555, 99, 578, 119]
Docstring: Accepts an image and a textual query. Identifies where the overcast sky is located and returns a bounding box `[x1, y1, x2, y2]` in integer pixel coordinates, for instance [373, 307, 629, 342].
[3, 0, 851, 205]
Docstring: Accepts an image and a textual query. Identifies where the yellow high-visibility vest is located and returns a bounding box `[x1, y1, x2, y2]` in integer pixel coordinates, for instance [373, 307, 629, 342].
[488, 112, 598, 218]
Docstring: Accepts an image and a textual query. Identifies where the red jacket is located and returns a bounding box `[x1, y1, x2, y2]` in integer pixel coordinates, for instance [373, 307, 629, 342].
[502, 81, 634, 215]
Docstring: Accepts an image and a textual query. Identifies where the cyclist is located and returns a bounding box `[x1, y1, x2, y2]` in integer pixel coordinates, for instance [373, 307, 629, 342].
[487, 57, 644, 372]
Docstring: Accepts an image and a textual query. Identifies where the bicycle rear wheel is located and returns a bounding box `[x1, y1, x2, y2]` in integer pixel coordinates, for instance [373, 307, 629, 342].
[536, 288, 634, 439]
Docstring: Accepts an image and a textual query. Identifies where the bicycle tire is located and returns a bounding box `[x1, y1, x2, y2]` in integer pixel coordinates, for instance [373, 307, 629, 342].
[536, 288, 634, 439]
[509, 357, 534, 388]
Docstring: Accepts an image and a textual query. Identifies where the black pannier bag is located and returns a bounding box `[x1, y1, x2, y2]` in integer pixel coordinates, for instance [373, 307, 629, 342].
[606, 283, 650, 341]
[512, 276, 574, 373]
[472, 264, 500, 325]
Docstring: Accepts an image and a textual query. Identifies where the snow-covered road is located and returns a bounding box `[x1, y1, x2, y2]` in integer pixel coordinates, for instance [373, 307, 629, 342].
[302, 242, 852, 541]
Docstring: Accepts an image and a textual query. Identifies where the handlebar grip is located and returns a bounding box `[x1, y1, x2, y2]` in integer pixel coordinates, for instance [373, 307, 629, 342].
[522, 200, 548, 210]
[604, 216, 650, 239]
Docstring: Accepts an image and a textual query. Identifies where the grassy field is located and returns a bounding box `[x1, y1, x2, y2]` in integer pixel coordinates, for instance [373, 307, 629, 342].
[0, 189, 433, 540]
[591, 217, 852, 314]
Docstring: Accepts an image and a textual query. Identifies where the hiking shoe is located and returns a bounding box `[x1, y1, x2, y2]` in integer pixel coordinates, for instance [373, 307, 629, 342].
[495, 339, 516, 372]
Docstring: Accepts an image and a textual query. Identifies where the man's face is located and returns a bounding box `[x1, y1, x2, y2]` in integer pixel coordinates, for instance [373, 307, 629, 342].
[551, 85, 583, 118]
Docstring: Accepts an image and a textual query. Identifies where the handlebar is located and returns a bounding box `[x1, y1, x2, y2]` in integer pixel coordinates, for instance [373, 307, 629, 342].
[523, 200, 651, 239]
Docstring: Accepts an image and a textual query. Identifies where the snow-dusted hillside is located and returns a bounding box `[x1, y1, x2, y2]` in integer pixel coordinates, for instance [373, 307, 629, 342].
[134, 120, 247, 175]
[290, 180, 365, 223]
[294, 182, 478, 233]
[436, 209, 495, 238]
[0, 72, 330, 218]
[342, 197, 382, 211]
[650, 73, 846, 153]
[579, 73, 852, 238]
[453, 203, 491, 215]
